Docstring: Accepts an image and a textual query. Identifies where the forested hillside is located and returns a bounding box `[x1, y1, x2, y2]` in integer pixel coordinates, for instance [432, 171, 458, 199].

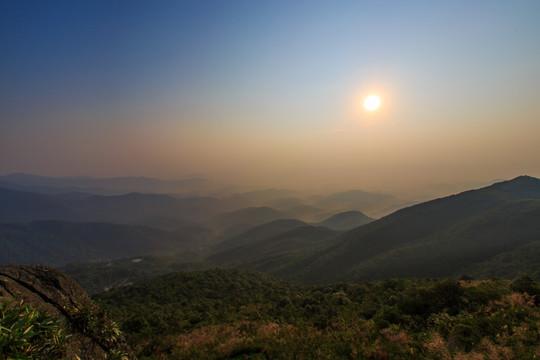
[95, 268, 540, 360]
[208, 225, 341, 266]
[266, 176, 540, 283]
[0, 221, 211, 266]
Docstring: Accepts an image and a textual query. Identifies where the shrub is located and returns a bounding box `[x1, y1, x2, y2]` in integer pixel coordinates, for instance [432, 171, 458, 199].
[0, 301, 68, 359]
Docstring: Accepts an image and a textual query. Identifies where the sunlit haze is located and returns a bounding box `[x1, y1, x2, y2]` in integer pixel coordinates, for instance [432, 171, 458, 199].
[1, 1, 540, 193]
[364, 96, 381, 111]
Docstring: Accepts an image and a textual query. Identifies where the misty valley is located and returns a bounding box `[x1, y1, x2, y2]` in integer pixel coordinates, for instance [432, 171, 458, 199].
[0, 174, 539, 359]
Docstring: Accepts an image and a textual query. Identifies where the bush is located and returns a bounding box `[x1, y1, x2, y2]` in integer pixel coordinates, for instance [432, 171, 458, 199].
[0, 301, 68, 359]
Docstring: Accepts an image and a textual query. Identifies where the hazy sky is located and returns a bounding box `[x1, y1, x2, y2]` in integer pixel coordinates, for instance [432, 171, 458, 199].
[1, 0, 540, 191]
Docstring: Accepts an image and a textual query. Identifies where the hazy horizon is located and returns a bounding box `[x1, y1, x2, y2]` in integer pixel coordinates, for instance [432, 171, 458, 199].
[0, 171, 524, 201]
[2, 1, 540, 193]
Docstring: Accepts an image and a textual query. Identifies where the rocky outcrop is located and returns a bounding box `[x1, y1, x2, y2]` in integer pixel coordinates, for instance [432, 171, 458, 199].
[0, 265, 136, 359]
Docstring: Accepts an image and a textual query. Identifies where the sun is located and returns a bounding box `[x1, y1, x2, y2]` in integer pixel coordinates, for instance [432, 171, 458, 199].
[364, 95, 381, 111]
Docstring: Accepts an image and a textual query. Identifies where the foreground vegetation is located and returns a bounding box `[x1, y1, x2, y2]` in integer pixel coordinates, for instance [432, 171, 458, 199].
[0, 300, 133, 360]
[0, 301, 67, 359]
[95, 269, 540, 359]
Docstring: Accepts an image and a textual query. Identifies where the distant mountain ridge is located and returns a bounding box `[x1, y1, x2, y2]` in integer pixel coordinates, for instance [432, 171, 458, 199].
[0, 173, 220, 195]
[316, 210, 374, 230]
[210, 206, 293, 227]
[0, 187, 225, 223]
[309, 189, 405, 218]
[0, 173, 410, 218]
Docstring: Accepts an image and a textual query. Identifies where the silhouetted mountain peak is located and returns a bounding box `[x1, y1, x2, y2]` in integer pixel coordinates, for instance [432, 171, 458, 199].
[318, 210, 374, 230]
[485, 175, 540, 198]
[506, 175, 540, 185]
[251, 218, 307, 229]
[492, 175, 539, 186]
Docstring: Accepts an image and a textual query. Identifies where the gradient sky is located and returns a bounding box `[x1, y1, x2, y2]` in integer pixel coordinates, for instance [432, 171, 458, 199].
[1, 0, 540, 191]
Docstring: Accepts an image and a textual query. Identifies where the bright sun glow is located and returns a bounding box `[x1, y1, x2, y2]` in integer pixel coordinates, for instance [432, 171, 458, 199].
[364, 95, 381, 111]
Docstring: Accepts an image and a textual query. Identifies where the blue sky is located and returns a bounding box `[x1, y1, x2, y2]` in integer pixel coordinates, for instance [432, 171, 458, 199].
[1, 1, 540, 190]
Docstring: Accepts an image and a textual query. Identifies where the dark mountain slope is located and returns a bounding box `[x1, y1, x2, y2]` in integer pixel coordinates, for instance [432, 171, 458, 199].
[0, 187, 83, 222]
[317, 210, 374, 230]
[274, 176, 540, 283]
[343, 199, 540, 280]
[210, 219, 307, 254]
[0, 221, 205, 266]
[208, 225, 341, 267]
[76, 193, 223, 223]
[463, 240, 540, 280]
[208, 206, 295, 238]
[77, 192, 182, 218]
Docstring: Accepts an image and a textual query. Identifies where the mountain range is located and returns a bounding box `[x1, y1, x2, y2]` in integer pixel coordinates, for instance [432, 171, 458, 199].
[1, 175, 538, 284]
[0, 173, 409, 219]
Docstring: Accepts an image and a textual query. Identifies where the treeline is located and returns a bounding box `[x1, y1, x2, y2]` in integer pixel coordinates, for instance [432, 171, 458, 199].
[94, 269, 540, 359]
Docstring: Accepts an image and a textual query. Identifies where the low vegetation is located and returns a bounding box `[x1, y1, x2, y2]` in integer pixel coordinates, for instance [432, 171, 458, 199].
[95, 269, 540, 359]
[0, 300, 132, 360]
[0, 301, 67, 359]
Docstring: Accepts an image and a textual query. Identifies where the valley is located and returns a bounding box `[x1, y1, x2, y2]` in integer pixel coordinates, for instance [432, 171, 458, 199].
[1, 174, 538, 287]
